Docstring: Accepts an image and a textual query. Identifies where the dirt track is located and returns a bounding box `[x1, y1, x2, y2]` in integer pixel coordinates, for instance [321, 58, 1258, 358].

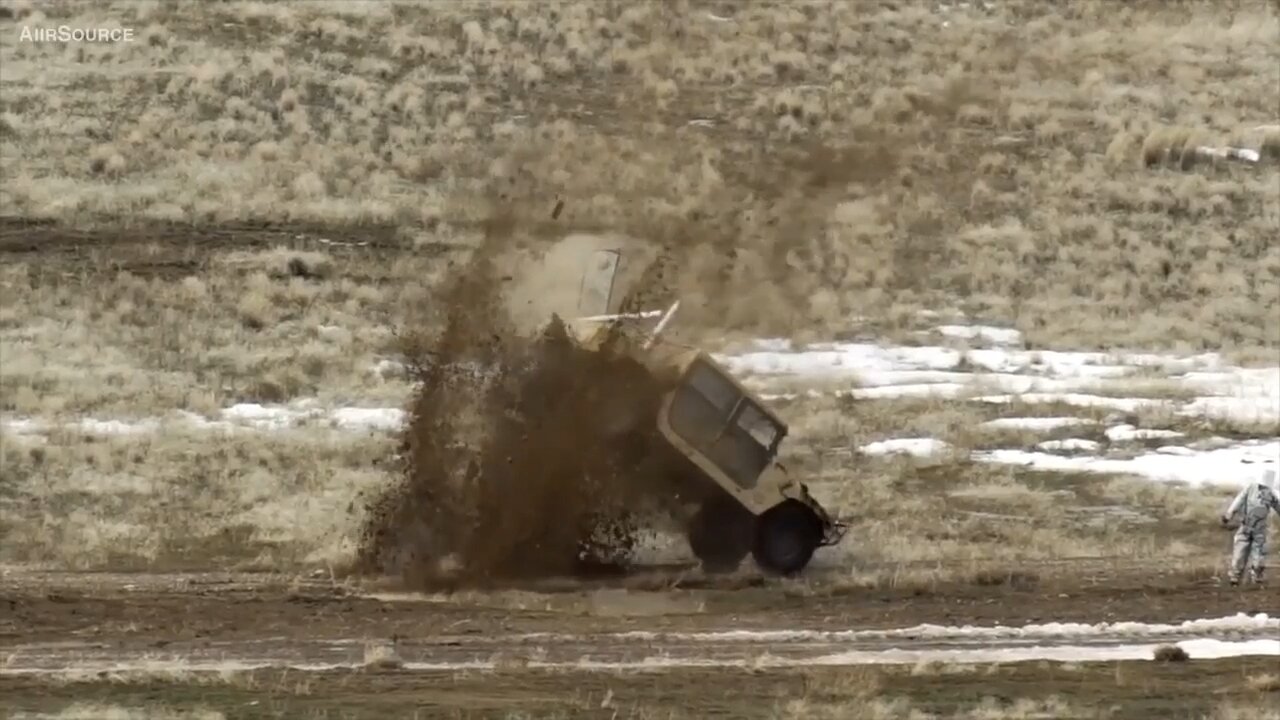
[2, 569, 1277, 717]
[5, 656, 1278, 720]
[0, 217, 432, 281]
[3, 567, 1274, 648]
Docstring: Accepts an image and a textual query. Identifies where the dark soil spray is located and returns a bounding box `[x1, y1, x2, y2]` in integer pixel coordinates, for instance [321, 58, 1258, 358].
[354, 228, 686, 589]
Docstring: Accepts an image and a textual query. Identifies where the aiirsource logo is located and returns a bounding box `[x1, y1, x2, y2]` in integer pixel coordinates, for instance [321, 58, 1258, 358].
[19, 25, 136, 43]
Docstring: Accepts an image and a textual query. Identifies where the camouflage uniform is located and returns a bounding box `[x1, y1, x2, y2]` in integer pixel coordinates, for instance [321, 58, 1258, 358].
[1221, 468, 1280, 586]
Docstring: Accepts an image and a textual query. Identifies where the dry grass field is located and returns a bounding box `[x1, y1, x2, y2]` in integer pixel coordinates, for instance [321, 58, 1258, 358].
[2, 0, 1278, 347]
[1, 0, 1278, 717]
[1, 0, 1276, 573]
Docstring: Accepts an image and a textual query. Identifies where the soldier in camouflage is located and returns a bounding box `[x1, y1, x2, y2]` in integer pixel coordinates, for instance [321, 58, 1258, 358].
[1221, 465, 1280, 587]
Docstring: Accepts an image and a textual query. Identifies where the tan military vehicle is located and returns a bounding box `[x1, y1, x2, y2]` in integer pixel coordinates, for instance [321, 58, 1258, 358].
[541, 244, 847, 576]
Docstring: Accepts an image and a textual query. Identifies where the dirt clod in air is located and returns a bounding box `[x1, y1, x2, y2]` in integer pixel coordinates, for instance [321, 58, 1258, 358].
[354, 230, 689, 589]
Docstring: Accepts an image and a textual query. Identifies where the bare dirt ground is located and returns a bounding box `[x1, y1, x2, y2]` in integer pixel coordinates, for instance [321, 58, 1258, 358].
[4, 654, 1275, 720]
[2, 568, 1277, 718]
[0, 216, 420, 280]
[2, 567, 1275, 647]
[4, 658, 1279, 719]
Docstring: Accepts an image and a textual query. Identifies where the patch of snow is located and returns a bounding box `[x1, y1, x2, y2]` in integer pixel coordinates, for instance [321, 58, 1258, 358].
[596, 613, 1279, 644]
[1037, 439, 1102, 452]
[1175, 368, 1280, 424]
[934, 324, 1024, 346]
[972, 440, 1280, 488]
[848, 370, 1139, 396]
[778, 638, 1280, 666]
[173, 410, 238, 434]
[6, 639, 1273, 676]
[369, 358, 409, 379]
[220, 402, 314, 430]
[2, 402, 409, 439]
[329, 407, 406, 432]
[48, 641, 1280, 675]
[759, 390, 818, 402]
[738, 338, 795, 353]
[1104, 424, 1185, 442]
[849, 382, 970, 400]
[759, 383, 970, 402]
[1192, 145, 1261, 164]
[1, 418, 44, 436]
[74, 418, 161, 435]
[973, 393, 1169, 414]
[1189, 436, 1241, 450]
[842, 370, 974, 387]
[717, 337, 1276, 425]
[859, 438, 953, 458]
[7, 615, 1273, 678]
[721, 339, 1226, 381]
[981, 417, 1094, 432]
[1180, 396, 1279, 425]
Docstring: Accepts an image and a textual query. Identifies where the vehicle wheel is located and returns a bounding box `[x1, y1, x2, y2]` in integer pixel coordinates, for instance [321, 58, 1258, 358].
[686, 497, 753, 574]
[752, 501, 821, 576]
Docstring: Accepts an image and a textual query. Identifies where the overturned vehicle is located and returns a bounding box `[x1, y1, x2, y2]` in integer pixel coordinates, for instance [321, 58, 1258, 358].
[363, 236, 847, 584]
[543, 247, 848, 576]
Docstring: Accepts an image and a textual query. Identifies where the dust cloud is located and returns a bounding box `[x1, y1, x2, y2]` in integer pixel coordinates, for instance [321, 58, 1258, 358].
[354, 224, 692, 588]
[354, 131, 887, 588]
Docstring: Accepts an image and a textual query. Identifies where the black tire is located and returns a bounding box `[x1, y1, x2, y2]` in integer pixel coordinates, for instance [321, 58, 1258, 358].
[752, 501, 821, 576]
[686, 497, 753, 573]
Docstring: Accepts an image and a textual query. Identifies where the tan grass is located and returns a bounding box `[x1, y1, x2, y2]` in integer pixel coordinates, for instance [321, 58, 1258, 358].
[8, 705, 226, 720]
[1208, 702, 1280, 720]
[1, 348, 1245, 576]
[779, 685, 1116, 720]
[1, 0, 1276, 576]
[0, 0, 1275, 351]
[360, 641, 403, 670]
[0, 246, 433, 415]
[0, 425, 395, 569]
[793, 403, 1237, 584]
[1245, 673, 1280, 693]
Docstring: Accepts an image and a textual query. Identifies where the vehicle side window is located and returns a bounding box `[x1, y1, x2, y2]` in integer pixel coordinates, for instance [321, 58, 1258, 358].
[668, 381, 724, 448]
[707, 428, 769, 489]
[687, 361, 739, 412]
[667, 360, 776, 489]
[735, 401, 778, 450]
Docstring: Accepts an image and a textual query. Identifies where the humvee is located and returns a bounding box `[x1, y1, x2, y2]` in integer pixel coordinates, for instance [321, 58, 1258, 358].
[551, 248, 847, 576]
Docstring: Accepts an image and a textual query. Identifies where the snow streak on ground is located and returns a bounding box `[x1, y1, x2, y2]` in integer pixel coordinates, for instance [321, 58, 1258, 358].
[523, 611, 1280, 642]
[5, 615, 1276, 676]
[971, 441, 1280, 487]
[2, 322, 1276, 489]
[721, 324, 1278, 488]
[1, 400, 406, 440]
[4, 640, 1277, 676]
[723, 332, 1279, 426]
